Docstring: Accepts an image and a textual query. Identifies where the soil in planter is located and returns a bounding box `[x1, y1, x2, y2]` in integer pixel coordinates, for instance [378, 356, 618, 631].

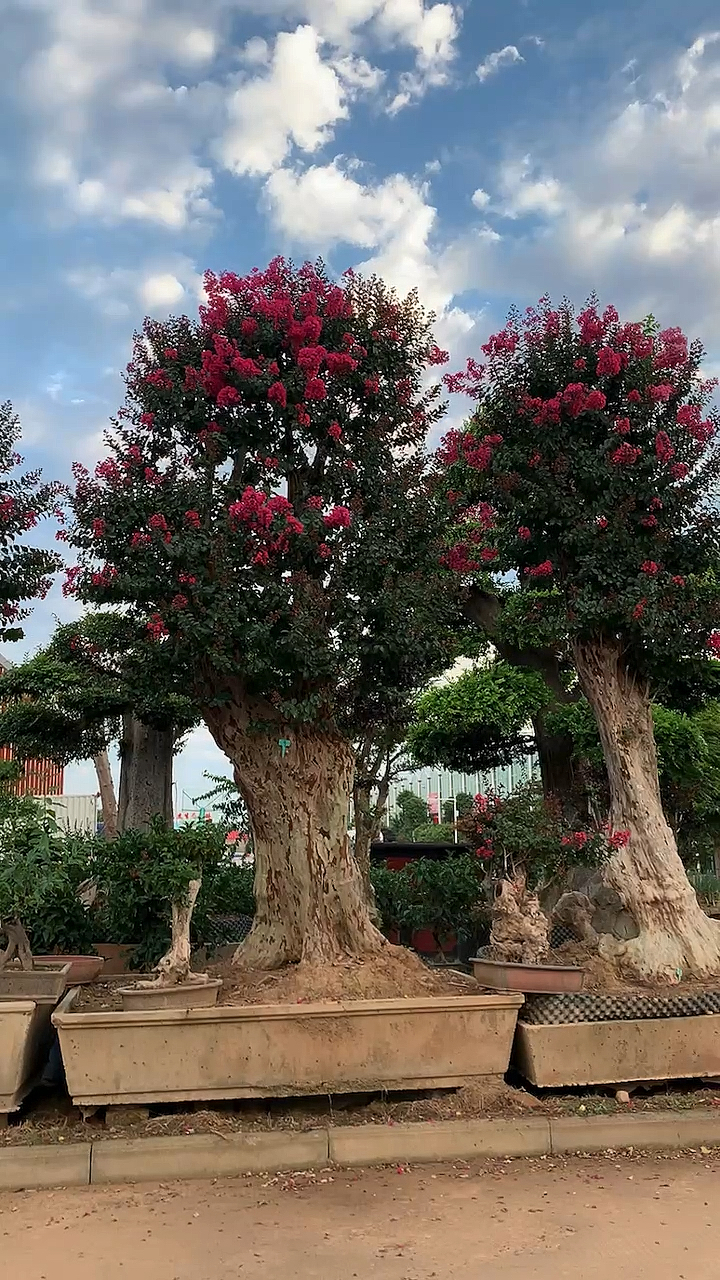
[76, 948, 481, 1012]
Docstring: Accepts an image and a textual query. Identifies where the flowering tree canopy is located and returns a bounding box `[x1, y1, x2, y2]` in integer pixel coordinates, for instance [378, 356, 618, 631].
[438, 300, 720, 671]
[67, 258, 460, 968]
[437, 298, 720, 979]
[0, 402, 62, 641]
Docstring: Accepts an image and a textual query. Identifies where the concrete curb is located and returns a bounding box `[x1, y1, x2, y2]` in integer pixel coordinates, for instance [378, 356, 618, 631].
[0, 1111, 719, 1191]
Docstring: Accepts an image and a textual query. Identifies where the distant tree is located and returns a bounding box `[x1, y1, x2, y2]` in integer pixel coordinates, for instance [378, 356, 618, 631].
[390, 789, 430, 840]
[0, 401, 61, 642]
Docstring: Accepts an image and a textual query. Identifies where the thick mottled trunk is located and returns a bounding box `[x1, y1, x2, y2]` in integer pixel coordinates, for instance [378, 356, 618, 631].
[118, 715, 173, 832]
[93, 750, 118, 840]
[0, 920, 34, 970]
[138, 879, 205, 988]
[574, 639, 720, 981]
[205, 704, 387, 969]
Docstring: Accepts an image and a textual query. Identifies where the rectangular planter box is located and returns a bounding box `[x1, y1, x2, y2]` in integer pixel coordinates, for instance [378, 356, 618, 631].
[0, 999, 56, 1115]
[54, 990, 524, 1107]
[0, 964, 71, 1002]
[513, 1015, 720, 1088]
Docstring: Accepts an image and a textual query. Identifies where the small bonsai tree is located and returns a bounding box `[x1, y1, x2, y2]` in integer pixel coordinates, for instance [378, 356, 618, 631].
[440, 300, 720, 980]
[66, 258, 459, 972]
[458, 785, 609, 963]
[118, 821, 225, 987]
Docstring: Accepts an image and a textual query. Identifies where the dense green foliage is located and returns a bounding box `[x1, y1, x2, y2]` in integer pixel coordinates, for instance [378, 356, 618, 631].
[370, 853, 486, 951]
[0, 402, 62, 643]
[407, 660, 548, 772]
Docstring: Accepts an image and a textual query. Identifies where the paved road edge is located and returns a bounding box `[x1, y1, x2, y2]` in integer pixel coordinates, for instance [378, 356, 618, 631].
[0, 1110, 719, 1190]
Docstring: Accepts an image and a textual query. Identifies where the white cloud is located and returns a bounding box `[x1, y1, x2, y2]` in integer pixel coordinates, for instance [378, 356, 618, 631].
[140, 273, 187, 309]
[471, 187, 490, 210]
[386, 2, 459, 113]
[219, 27, 382, 176]
[266, 161, 430, 247]
[66, 257, 202, 317]
[476, 45, 524, 83]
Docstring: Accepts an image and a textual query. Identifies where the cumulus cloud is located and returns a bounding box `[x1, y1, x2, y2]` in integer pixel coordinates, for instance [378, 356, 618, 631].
[465, 31, 720, 349]
[219, 26, 382, 176]
[476, 45, 524, 83]
[66, 256, 202, 317]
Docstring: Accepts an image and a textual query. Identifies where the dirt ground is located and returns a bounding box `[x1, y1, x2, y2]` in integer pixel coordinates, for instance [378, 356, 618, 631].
[1, 1152, 718, 1279]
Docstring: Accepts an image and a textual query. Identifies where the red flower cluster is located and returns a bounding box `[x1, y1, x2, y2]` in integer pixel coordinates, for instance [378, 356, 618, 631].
[527, 560, 553, 578]
[649, 384, 674, 402]
[596, 347, 623, 376]
[147, 613, 168, 640]
[323, 505, 352, 529]
[608, 829, 631, 849]
[610, 442, 642, 466]
[640, 560, 659, 575]
[654, 431, 674, 462]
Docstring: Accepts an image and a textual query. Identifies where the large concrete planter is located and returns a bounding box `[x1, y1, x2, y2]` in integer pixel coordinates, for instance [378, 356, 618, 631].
[54, 990, 524, 1107]
[0, 963, 71, 1002]
[513, 1014, 720, 1087]
[0, 999, 56, 1116]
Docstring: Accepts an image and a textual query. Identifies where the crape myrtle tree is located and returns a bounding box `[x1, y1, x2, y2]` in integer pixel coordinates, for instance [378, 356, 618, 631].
[0, 402, 61, 642]
[67, 258, 460, 970]
[438, 298, 720, 980]
[0, 613, 198, 834]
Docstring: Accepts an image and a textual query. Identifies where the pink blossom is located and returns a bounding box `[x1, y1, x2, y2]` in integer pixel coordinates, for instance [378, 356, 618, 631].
[232, 356, 262, 379]
[92, 518, 105, 538]
[641, 560, 659, 575]
[627, 389, 642, 404]
[325, 352, 357, 376]
[596, 516, 608, 529]
[671, 462, 689, 480]
[305, 377, 327, 400]
[649, 383, 674, 402]
[655, 431, 675, 462]
[306, 496, 323, 510]
[610, 442, 641, 466]
[584, 389, 607, 412]
[267, 381, 287, 408]
[253, 549, 270, 567]
[145, 370, 172, 390]
[597, 347, 623, 376]
[163, 348, 178, 360]
[296, 407, 310, 427]
[633, 599, 646, 620]
[171, 594, 188, 610]
[149, 513, 169, 531]
[240, 318, 258, 339]
[328, 421, 342, 441]
[140, 412, 155, 428]
[641, 515, 658, 529]
[323, 505, 352, 529]
[475, 794, 489, 813]
[428, 345, 450, 365]
[574, 358, 587, 370]
[179, 572, 197, 585]
[672, 576, 686, 587]
[185, 510, 201, 528]
[364, 377, 379, 395]
[131, 532, 151, 549]
[318, 543, 332, 559]
[217, 386, 240, 408]
[614, 417, 631, 435]
[147, 613, 168, 640]
[297, 346, 327, 379]
[518, 526, 531, 541]
[609, 829, 631, 850]
[527, 560, 553, 578]
[577, 306, 604, 345]
[708, 632, 720, 654]
[562, 383, 587, 418]
[480, 547, 498, 563]
[528, 451, 541, 468]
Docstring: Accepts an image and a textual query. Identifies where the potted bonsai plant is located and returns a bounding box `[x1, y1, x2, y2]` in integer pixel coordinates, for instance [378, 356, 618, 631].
[113, 819, 227, 1009]
[458, 784, 610, 991]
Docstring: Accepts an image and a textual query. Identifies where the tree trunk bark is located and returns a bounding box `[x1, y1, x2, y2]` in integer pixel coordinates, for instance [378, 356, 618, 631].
[573, 638, 720, 980]
[0, 920, 34, 970]
[204, 703, 387, 969]
[138, 879, 206, 988]
[93, 750, 118, 840]
[118, 715, 174, 832]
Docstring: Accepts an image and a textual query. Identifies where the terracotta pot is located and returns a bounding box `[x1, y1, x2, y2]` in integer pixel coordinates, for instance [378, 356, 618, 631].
[118, 979, 222, 1011]
[92, 944, 139, 975]
[35, 956, 105, 985]
[471, 956, 585, 994]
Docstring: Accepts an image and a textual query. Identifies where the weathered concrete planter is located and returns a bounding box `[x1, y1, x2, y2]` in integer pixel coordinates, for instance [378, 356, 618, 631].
[0, 963, 71, 1002]
[471, 956, 585, 994]
[513, 1015, 720, 1087]
[117, 978, 222, 1011]
[0, 999, 56, 1116]
[35, 956, 105, 985]
[54, 990, 524, 1107]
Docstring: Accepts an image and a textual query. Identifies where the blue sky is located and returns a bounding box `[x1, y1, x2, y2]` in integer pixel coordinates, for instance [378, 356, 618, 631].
[1, 0, 719, 808]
